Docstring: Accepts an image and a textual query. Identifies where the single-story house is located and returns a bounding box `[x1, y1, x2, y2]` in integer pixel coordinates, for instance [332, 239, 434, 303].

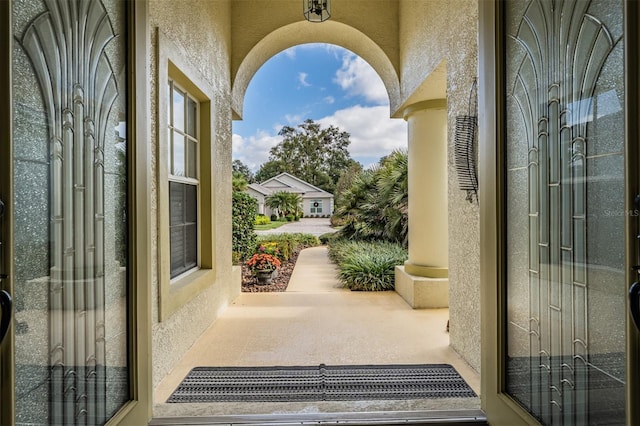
[246, 172, 334, 217]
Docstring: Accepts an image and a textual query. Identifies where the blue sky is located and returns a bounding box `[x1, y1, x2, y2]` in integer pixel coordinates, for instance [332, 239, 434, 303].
[232, 43, 407, 172]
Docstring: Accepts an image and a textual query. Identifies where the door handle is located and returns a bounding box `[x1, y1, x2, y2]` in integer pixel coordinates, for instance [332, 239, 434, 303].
[0, 289, 11, 344]
[630, 282, 640, 332]
[0, 198, 8, 343]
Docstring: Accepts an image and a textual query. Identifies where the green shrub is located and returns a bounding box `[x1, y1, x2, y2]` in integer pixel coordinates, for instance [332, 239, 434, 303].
[257, 237, 293, 260]
[284, 233, 321, 248]
[318, 232, 339, 245]
[328, 240, 407, 291]
[270, 214, 278, 221]
[254, 215, 271, 225]
[257, 233, 320, 260]
[330, 215, 346, 227]
[286, 214, 294, 222]
[232, 191, 257, 261]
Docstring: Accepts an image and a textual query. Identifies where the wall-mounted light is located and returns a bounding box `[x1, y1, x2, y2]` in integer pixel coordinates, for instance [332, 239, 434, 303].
[303, 0, 331, 22]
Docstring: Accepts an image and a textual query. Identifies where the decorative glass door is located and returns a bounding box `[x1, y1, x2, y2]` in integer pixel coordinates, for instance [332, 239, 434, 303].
[502, 0, 628, 424]
[0, 0, 142, 424]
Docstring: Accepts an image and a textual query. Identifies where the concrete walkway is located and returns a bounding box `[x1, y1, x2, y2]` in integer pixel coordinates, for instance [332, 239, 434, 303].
[154, 246, 480, 418]
[255, 217, 336, 237]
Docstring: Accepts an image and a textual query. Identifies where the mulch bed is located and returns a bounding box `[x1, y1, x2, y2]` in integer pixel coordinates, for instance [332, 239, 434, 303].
[241, 249, 302, 292]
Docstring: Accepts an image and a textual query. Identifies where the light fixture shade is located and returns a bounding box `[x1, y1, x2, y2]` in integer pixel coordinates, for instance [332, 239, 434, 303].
[303, 0, 331, 23]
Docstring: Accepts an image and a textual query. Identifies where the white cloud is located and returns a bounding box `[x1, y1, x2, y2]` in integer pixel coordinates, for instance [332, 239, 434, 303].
[282, 46, 297, 59]
[317, 105, 407, 166]
[234, 106, 406, 171]
[232, 131, 283, 171]
[284, 113, 303, 125]
[290, 43, 344, 57]
[334, 53, 388, 105]
[323, 96, 335, 104]
[298, 72, 311, 87]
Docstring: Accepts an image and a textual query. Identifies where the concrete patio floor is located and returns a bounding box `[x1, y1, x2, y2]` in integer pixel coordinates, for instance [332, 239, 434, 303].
[153, 246, 481, 418]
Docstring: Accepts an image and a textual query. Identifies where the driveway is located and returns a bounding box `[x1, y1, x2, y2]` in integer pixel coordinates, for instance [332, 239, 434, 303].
[255, 217, 336, 237]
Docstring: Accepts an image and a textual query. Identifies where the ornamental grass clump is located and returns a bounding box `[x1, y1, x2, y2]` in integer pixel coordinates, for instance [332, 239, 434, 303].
[328, 239, 407, 291]
[246, 253, 281, 272]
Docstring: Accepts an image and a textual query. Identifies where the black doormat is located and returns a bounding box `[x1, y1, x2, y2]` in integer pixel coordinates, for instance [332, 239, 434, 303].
[167, 364, 477, 403]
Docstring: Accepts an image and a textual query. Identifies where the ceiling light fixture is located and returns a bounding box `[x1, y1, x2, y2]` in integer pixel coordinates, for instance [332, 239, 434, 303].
[303, 0, 331, 23]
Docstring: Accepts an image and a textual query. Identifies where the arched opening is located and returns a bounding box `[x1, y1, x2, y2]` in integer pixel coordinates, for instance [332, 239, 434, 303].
[231, 21, 401, 119]
[153, 31, 479, 417]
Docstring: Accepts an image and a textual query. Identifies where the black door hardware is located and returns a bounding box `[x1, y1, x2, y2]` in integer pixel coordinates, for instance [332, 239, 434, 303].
[0, 289, 11, 345]
[630, 282, 640, 332]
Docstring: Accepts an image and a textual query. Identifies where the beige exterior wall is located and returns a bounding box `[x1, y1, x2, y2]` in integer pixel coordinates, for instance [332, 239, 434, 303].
[399, 0, 481, 373]
[148, 0, 239, 389]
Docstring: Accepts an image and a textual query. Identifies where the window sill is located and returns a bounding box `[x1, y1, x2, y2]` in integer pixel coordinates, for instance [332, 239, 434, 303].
[160, 267, 215, 321]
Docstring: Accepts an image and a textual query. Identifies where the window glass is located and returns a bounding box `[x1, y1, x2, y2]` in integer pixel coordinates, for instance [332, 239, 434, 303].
[173, 132, 185, 177]
[185, 183, 197, 222]
[187, 140, 197, 178]
[169, 182, 198, 278]
[167, 127, 172, 172]
[173, 87, 185, 131]
[169, 181, 184, 225]
[187, 97, 197, 137]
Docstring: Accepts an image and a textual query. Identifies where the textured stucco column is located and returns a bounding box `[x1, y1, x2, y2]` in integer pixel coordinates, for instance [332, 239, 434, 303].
[395, 99, 449, 308]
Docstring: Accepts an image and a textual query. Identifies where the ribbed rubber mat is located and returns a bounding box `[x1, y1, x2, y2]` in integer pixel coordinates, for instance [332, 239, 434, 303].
[167, 364, 476, 403]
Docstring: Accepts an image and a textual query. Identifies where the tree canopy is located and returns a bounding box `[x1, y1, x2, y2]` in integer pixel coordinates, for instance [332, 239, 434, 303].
[232, 159, 255, 183]
[254, 119, 356, 193]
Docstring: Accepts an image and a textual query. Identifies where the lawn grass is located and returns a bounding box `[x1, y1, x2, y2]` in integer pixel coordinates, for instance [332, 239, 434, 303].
[254, 220, 288, 231]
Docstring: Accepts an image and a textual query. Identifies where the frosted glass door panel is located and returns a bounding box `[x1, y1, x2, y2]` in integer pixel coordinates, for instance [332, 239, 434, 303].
[12, 0, 130, 424]
[504, 0, 625, 424]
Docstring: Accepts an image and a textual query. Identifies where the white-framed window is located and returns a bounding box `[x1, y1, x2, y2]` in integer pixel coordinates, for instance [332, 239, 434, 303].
[310, 199, 323, 214]
[168, 80, 199, 278]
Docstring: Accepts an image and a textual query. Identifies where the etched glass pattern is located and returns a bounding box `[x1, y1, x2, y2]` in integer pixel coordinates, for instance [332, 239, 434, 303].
[505, 1, 625, 424]
[13, 0, 130, 424]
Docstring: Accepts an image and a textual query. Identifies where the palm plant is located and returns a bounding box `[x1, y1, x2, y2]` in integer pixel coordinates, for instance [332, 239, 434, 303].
[265, 191, 302, 218]
[377, 150, 408, 245]
[333, 150, 408, 245]
[232, 171, 248, 192]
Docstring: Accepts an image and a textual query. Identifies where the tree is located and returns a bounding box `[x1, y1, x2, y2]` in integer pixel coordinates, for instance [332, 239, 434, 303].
[334, 160, 363, 209]
[232, 159, 255, 183]
[256, 119, 354, 193]
[255, 159, 288, 183]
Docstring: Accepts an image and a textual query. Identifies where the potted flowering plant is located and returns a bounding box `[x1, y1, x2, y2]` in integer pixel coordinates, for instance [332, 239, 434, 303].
[246, 252, 281, 285]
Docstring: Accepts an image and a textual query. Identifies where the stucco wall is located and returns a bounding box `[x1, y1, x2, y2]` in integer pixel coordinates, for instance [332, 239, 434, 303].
[148, 0, 238, 389]
[399, 0, 481, 374]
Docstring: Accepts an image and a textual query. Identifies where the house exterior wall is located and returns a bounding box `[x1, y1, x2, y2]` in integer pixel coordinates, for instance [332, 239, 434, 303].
[399, 0, 481, 373]
[303, 197, 333, 217]
[148, 0, 238, 389]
